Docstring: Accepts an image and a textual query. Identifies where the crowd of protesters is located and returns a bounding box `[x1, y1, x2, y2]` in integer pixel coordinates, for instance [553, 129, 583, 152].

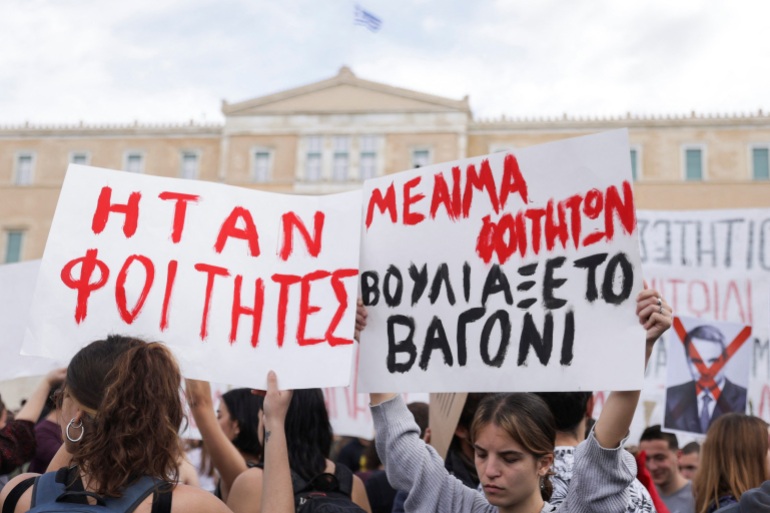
[0, 287, 767, 513]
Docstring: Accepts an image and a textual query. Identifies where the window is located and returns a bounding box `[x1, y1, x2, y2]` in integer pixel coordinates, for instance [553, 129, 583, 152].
[332, 136, 350, 182]
[70, 152, 90, 165]
[684, 147, 704, 181]
[299, 135, 381, 182]
[180, 151, 199, 180]
[305, 136, 323, 182]
[4, 230, 23, 263]
[412, 148, 431, 168]
[752, 147, 769, 180]
[14, 153, 34, 186]
[124, 152, 144, 173]
[359, 135, 378, 180]
[252, 149, 272, 183]
[630, 148, 639, 181]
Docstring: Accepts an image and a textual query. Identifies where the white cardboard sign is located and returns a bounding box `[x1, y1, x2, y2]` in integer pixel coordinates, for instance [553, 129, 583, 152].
[358, 130, 645, 392]
[637, 209, 770, 425]
[23, 165, 362, 390]
[0, 260, 65, 380]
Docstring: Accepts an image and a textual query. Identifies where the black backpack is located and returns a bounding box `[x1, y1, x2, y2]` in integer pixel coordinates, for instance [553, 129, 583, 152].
[291, 464, 367, 513]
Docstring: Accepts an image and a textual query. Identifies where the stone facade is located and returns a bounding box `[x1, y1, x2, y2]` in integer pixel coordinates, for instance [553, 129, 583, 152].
[2, 66, 770, 263]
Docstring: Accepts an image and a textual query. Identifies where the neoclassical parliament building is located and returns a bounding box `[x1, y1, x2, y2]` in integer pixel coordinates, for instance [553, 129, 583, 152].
[2, 66, 770, 264]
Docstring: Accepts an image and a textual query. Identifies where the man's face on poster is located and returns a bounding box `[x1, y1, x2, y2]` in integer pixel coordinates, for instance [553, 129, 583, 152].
[687, 336, 726, 387]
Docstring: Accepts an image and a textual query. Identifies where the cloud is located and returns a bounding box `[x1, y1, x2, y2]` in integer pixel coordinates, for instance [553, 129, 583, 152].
[0, 0, 768, 124]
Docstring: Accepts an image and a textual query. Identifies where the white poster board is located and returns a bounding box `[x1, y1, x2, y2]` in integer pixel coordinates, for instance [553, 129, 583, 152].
[23, 165, 362, 390]
[358, 130, 645, 392]
[0, 260, 65, 380]
[637, 209, 770, 426]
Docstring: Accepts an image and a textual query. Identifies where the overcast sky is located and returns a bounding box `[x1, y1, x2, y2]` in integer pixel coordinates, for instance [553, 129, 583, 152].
[1, 0, 768, 125]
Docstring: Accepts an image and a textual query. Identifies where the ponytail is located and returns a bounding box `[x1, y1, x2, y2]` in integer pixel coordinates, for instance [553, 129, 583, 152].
[69, 337, 183, 497]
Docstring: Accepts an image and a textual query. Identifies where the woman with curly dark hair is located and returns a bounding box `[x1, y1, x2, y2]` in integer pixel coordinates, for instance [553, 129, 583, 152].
[0, 335, 231, 513]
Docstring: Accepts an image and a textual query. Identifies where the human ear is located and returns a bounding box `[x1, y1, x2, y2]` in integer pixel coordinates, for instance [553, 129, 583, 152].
[538, 454, 554, 475]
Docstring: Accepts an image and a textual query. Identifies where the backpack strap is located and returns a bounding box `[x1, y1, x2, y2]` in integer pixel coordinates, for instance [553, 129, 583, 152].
[150, 486, 173, 513]
[103, 476, 159, 513]
[31, 467, 93, 508]
[332, 464, 354, 497]
[31, 471, 70, 508]
[290, 469, 311, 495]
[2, 476, 35, 513]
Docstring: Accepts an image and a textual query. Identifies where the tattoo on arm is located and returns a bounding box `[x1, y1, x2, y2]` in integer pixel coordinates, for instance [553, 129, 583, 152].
[264, 430, 271, 444]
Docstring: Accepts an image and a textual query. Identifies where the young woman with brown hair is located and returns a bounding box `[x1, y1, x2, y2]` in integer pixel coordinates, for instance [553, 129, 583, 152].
[693, 413, 770, 513]
[0, 335, 231, 513]
[365, 287, 672, 513]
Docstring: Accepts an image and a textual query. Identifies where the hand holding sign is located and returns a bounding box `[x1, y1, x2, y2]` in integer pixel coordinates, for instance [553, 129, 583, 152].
[636, 285, 672, 360]
[354, 297, 367, 342]
[263, 370, 293, 430]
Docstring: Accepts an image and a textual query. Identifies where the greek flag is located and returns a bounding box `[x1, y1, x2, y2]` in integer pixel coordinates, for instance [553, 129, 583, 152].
[355, 4, 382, 32]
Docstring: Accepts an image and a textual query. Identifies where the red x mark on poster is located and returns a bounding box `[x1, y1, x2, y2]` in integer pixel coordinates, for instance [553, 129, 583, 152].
[672, 317, 751, 402]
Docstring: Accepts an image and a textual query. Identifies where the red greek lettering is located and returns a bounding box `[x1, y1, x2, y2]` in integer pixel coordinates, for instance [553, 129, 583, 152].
[115, 255, 155, 324]
[60, 249, 110, 324]
[231, 275, 265, 348]
[279, 211, 325, 261]
[365, 183, 397, 229]
[194, 263, 230, 340]
[326, 269, 358, 346]
[271, 273, 302, 347]
[160, 260, 177, 331]
[215, 207, 260, 257]
[159, 191, 200, 244]
[91, 187, 141, 238]
[403, 176, 425, 226]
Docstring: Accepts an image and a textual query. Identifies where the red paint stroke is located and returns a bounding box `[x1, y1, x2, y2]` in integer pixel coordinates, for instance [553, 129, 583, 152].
[91, 186, 141, 238]
[672, 316, 751, 401]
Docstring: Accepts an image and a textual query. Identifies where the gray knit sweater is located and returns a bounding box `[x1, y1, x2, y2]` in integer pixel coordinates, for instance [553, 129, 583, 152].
[372, 395, 636, 513]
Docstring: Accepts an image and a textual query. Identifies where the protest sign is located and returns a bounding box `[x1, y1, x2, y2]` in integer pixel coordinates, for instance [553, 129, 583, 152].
[637, 209, 770, 425]
[23, 165, 362, 390]
[0, 260, 65, 380]
[358, 129, 645, 392]
[429, 393, 468, 459]
[662, 315, 751, 436]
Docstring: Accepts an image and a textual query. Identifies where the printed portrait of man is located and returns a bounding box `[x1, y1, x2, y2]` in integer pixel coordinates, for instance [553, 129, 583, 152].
[664, 323, 748, 435]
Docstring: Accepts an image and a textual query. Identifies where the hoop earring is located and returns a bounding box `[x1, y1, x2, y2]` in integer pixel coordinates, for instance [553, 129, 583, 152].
[66, 418, 84, 443]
